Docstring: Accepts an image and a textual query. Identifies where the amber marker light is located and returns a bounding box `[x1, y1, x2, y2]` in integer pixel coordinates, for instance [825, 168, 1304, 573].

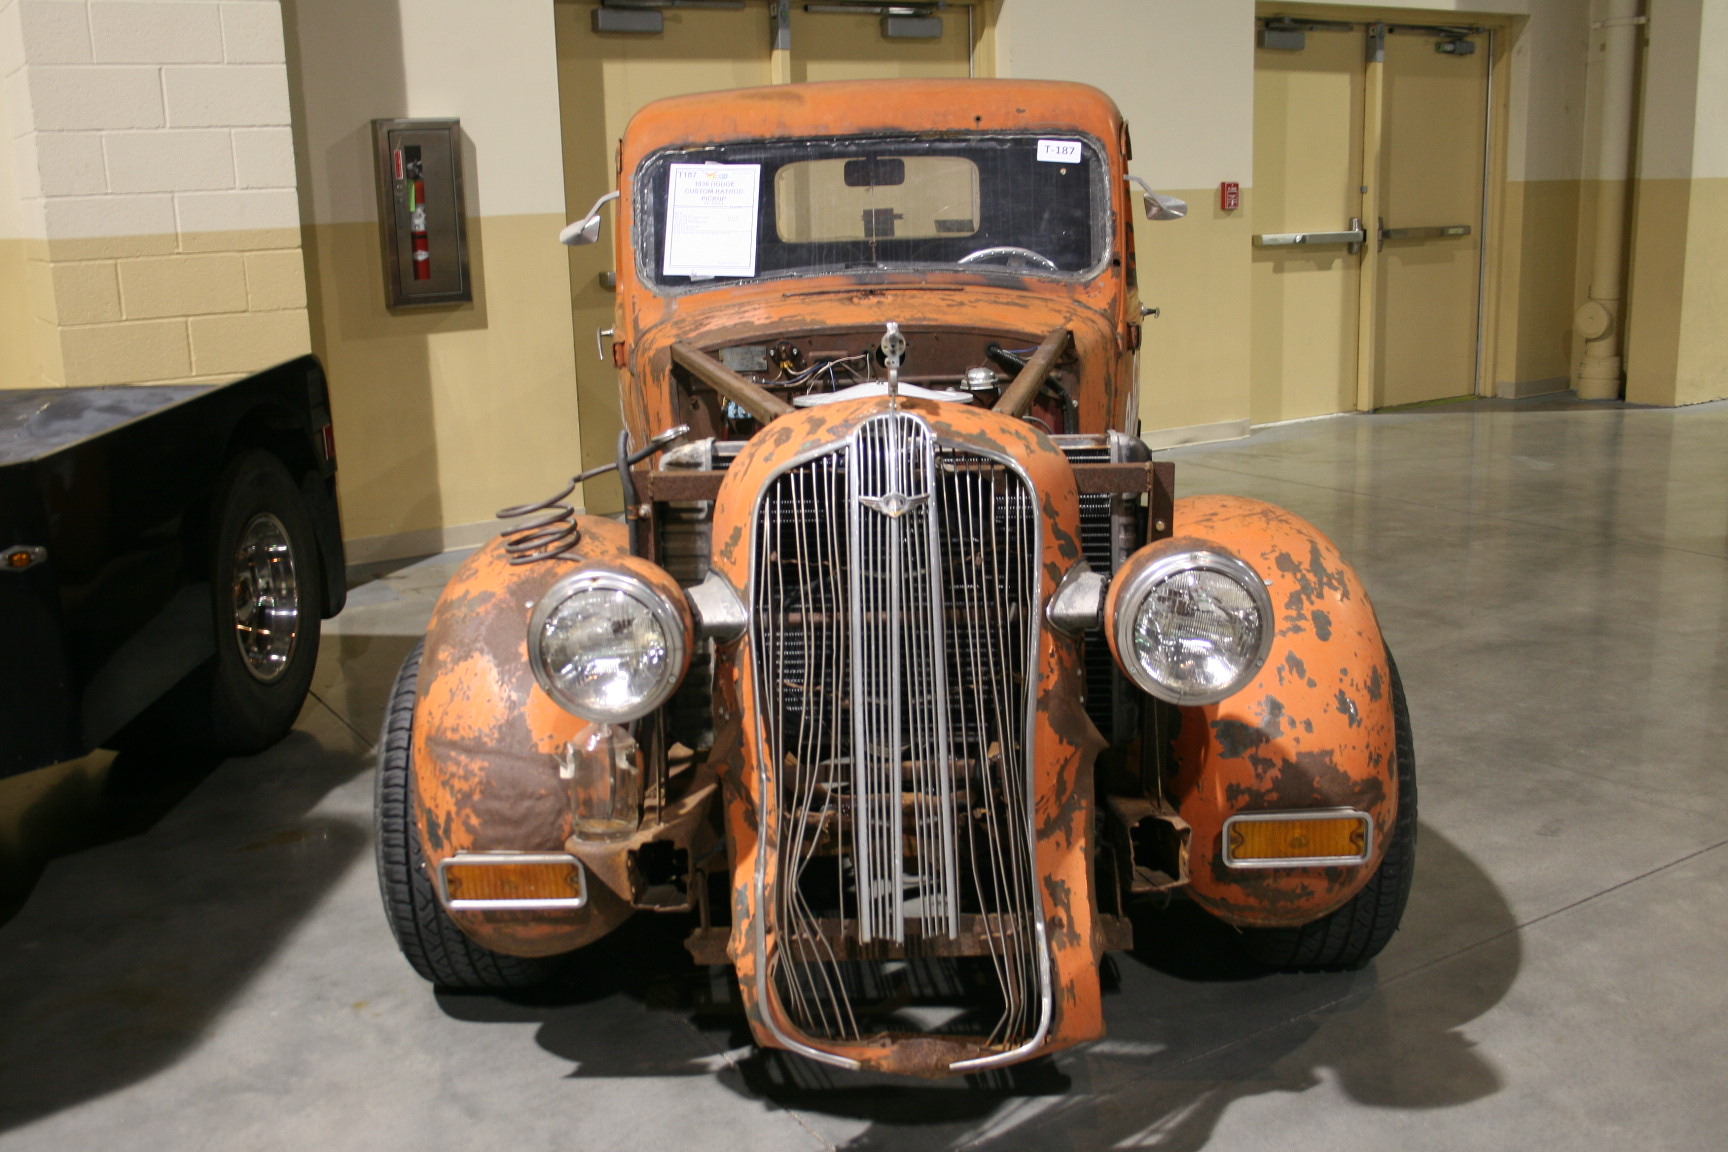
[1222, 810, 1372, 868]
[438, 853, 589, 910]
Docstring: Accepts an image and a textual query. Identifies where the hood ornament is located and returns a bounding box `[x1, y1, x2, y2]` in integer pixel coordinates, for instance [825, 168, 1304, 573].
[880, 320, 907, 410]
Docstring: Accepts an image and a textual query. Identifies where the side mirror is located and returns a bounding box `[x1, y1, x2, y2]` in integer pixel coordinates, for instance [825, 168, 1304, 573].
[560, 190, 620, 246]
[1125, 176, 1188, 222]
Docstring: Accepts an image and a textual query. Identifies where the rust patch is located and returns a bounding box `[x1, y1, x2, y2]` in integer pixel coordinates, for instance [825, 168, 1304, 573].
[1211, 719, 1266, 760]
[1042, 876, 1083, 949]
[1312, 609, 1333, 642]
[1044, 492, 1082, 562]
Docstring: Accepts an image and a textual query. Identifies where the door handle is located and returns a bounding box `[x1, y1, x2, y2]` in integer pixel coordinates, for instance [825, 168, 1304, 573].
[1254, 218, 1367, 255]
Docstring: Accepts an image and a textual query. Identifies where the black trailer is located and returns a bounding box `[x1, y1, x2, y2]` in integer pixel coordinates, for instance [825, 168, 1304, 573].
[1, 355, 346, 778]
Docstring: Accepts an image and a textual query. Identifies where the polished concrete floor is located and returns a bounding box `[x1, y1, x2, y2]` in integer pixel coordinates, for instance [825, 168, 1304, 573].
[4, 396, 1727, 1150]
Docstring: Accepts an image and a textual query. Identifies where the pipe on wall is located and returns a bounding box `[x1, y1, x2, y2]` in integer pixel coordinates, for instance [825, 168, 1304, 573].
[1574, 0, 1644, 401]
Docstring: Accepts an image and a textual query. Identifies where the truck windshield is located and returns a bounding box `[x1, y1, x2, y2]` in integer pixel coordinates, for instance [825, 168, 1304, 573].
[635, 133, 1110, 292]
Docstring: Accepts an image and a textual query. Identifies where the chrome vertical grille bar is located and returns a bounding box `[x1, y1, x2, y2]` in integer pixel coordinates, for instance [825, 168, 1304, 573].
[848, 414, 958, 942]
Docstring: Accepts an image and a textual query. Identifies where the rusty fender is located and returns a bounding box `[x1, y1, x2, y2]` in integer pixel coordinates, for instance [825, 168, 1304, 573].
[412, 519, 710, 958]
[1166, 495, 1397, 928]
[705, 396, 1109, 1074]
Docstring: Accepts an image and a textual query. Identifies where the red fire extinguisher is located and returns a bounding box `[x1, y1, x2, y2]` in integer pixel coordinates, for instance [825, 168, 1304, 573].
[401, 147, 430, 280]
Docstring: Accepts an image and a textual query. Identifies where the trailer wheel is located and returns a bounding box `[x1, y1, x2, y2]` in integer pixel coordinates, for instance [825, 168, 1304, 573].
[375, 641, 563, 992]
[1238, 651, 1418, 971]
[116, 449, 322, 753]
[202, 450, 324, 750]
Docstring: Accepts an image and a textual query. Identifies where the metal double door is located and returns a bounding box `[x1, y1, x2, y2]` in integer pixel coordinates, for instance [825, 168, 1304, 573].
[1251, 15, 1491, 419]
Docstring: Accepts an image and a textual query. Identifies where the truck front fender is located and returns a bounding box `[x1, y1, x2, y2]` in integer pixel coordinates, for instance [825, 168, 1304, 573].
[1167, 495, 1398, 928]
[412, 519, 637, 957]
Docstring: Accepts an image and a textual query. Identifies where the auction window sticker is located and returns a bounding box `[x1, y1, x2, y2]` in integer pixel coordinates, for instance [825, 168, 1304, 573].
[1036, 139, 1083, 164]
[663, 163, 761, 278]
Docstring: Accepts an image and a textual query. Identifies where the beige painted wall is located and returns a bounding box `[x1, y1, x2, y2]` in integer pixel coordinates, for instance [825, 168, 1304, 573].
[996, 0, 1256, 440]
[1490, 0, 1590, 394]
[1626, 0, 1728, 406]
[285, 0, 582, 558]
[248, 0, 1708, 556]
[1, 31, 34, 389]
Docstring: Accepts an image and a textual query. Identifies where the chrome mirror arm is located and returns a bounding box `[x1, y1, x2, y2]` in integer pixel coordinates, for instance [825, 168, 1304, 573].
[560, 190, 621, 246]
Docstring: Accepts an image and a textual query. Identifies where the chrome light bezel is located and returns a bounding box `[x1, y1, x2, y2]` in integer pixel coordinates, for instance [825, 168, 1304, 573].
[1220, 808, 1374, 869]
[528, 566, 689, 723]
[438, 852, 590, 910]
[1111, 545, 1274, 706]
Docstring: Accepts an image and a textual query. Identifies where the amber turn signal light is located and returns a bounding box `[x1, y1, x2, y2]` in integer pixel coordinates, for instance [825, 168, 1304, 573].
[3, 546, 47, 571]
[438, 853, 589, 910]
[1222, 811, 1372, 868]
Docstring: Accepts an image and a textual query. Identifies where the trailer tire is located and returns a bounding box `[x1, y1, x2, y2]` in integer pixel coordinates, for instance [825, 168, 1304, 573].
[115, 449, 322, 754]
[1238, 651, 1417, 971]
[375, 641, 563, 992]
[206, 450, 324, 750]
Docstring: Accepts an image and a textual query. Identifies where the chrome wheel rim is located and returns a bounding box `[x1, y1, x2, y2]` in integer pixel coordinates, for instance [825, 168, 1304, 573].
[232, 512, 299, 683]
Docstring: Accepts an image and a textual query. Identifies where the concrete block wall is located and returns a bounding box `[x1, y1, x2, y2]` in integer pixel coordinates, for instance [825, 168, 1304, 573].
[0, 0, 309, 388]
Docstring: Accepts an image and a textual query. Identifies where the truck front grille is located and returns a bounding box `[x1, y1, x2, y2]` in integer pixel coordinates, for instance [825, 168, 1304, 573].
[750, 411, 1045, 1052]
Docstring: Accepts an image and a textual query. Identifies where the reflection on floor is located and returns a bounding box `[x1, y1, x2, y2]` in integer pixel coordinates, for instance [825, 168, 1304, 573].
[3, 397, 1727, 1150]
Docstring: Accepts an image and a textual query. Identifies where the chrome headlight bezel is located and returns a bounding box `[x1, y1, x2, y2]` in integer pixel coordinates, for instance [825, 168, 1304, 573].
[528, 565, 690, 724]
[1110, 543, 1275, 707]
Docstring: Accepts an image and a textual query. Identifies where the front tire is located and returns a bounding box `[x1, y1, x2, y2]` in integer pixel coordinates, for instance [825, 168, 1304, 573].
[1238, 651, 1417, 970]
[374, 641, 562, 992]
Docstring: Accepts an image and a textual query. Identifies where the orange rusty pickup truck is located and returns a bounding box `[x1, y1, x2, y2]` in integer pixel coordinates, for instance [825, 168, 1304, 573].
[373, 79, 1413, 1078]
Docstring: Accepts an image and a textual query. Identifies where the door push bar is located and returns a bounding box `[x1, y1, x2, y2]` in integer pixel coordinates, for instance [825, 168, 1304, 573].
[1254, 218, 1470, 255]
[1255, 217, 1368, 254]
[1379, 223, 1471, 242]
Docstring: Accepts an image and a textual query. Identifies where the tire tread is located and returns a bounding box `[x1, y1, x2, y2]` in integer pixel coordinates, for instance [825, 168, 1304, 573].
[374, 641, 559, 991]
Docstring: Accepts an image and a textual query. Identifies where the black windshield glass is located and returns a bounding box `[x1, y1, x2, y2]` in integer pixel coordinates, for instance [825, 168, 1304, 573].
[635, 133, 1109, 293]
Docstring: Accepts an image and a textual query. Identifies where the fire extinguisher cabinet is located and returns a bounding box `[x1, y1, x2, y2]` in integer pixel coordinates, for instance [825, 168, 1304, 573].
[372, 118, 472, 307]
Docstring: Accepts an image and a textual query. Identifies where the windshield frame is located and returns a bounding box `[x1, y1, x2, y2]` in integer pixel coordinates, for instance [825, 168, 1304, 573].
[631, 130, 1114, 297]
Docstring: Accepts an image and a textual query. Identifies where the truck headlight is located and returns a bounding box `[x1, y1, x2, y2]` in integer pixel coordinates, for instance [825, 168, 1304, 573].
[528, 563, 690, 723]
[1107, 539, 1274, 706]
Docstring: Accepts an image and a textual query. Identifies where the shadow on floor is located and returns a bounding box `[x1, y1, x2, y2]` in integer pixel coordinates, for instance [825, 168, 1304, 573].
[434, 822, 1518, 1150]
[0, 748, 226, 927]
[0, 731, 369, 1133]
